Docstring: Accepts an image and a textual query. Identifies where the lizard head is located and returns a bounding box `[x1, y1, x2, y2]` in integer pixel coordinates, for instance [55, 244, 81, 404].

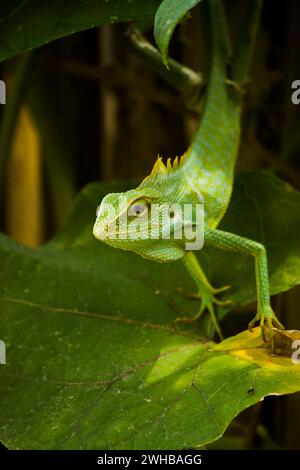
[93, 156, 196, 262]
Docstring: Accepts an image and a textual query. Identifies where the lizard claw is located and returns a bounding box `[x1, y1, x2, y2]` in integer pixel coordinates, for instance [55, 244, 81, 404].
[174, 283, 235, 341]
[176, 287, 201, 300]
[213, 297, 235, 307]
[248, 311, 284, 343]
[211, 284, 231, 294]
[177, 284, 232, 301]
[174, 295, 225, 340]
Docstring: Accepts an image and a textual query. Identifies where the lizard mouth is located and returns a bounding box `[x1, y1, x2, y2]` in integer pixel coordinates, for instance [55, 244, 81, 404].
[93, 222, 109, 240]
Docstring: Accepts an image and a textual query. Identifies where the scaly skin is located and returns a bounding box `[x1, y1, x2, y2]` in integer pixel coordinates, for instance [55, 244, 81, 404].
[93, 0, 283, 341]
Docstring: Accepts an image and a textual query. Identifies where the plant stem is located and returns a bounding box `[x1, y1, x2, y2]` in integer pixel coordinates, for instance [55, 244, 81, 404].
[127, 28, 204, 111]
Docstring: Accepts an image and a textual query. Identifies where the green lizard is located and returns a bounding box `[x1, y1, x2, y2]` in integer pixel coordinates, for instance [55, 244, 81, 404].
[93, 0, 284, 341]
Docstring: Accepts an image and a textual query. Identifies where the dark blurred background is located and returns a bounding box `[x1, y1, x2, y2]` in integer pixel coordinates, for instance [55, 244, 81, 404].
[0, 0, 300, 449]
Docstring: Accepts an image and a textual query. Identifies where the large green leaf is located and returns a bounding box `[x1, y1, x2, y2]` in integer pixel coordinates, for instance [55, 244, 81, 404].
[154, 0, 202, 66]
[0, 0, 161, 63]
[1, 171, 300, 450]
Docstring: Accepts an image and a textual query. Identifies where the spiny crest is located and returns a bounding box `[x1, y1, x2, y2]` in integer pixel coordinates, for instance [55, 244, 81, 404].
[139, 151, 189, 189]
[149, 152, 188, 178]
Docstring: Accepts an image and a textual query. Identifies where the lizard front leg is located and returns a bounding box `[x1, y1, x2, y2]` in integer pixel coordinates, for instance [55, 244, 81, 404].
[175, 252, 232, 340]
[204, 227, 284, 341]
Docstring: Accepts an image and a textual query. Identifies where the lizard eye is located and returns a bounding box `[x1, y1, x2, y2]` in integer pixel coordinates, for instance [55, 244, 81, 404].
[96, 205, 101, 217]
[128, 202, 147, 217]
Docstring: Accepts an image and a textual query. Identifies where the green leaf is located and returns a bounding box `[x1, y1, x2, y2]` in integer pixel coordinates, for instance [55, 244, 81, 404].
[154, 0, 202, 67]
[1, 171, 300, 450]
[0, 0, 161, 63]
